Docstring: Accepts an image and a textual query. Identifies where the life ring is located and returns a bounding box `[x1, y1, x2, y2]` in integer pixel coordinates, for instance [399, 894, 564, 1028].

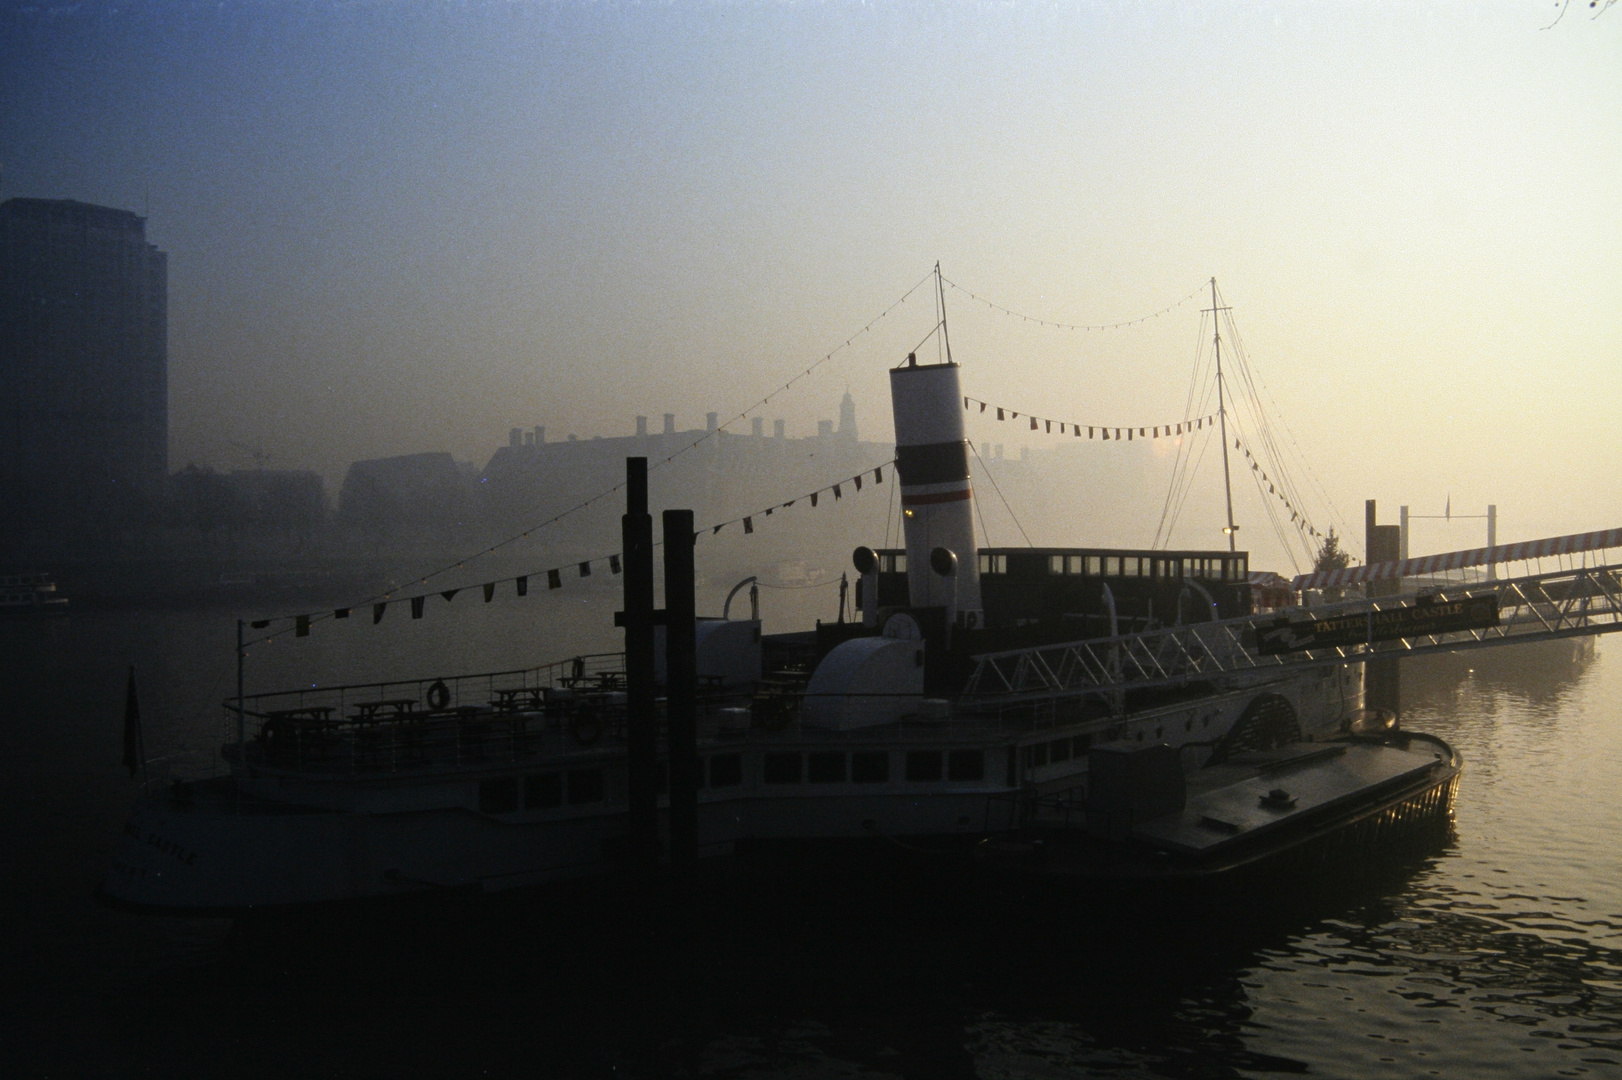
[568, 705, 602, 746]
[425, 679, 451, 712]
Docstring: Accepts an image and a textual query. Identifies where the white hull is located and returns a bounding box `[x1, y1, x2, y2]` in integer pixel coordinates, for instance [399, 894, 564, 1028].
[103, 668, 1359, 912]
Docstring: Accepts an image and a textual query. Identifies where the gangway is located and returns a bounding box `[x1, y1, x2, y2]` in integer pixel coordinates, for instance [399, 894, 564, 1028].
[961, 536, 1622, 707]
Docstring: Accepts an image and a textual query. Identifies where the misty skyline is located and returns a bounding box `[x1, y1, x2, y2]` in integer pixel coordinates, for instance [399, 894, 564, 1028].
[3, 1, 1617, 575]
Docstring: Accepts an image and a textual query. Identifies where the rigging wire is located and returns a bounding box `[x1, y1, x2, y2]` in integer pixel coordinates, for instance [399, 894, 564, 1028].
[970, 441, 1033, 547]
[940, 277, 1207, 331]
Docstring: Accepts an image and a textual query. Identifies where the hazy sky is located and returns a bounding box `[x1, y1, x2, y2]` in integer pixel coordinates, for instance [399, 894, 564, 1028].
[3, 1, 1617, 572]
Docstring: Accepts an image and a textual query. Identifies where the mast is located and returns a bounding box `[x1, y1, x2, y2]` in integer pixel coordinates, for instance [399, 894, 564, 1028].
[1210, 278, 1237, 552]
[935, 261, 954, 365]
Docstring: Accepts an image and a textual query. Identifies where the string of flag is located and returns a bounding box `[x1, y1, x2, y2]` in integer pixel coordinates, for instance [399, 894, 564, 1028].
[962, 395, 1218, 442]
[245, 462, 893, 645]
[1231, 435, 1325, 542]
[942, 277, 1206, 331]
[247, 271, 935, 645]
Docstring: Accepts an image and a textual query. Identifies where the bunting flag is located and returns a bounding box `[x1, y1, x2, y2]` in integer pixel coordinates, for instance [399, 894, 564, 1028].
[964, 396, 1219, 444]
[1231, 433, 1325, 541]
[240, 459, 894, 642]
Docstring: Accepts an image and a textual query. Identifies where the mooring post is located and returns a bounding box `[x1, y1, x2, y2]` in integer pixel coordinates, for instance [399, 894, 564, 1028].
[622, 458, 659, 869]
[1364, 499, 1402, 720]
[663, 509, 699, 872]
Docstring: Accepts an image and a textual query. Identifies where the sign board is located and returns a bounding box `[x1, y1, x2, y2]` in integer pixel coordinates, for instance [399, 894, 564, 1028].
[1255, 595, 1500, 655]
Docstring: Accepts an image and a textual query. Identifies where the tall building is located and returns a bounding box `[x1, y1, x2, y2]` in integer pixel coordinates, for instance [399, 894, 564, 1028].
[0, 198, 167, 550]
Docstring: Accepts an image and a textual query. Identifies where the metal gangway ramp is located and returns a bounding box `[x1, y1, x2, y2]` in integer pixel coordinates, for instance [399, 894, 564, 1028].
[961, 527, 1622, 706]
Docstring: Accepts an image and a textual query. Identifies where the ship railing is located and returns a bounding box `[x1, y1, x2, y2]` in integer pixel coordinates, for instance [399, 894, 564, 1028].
[222, 653, 625, 767]
[960, 561, 1622, 707]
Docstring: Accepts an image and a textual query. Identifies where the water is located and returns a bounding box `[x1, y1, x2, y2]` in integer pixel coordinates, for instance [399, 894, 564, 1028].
[3, 603, 1620, 1079]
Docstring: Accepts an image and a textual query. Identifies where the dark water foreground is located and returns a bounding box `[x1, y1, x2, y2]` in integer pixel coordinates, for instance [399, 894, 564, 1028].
[2, 606, 1620, 1079]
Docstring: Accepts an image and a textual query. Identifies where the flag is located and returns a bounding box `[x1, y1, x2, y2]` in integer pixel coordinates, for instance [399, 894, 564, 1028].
[1029, 416, 1037, 431]
[763, 507, 773, 516]
[1445, 495, 1451, 521]
[295, 614, 310, 637]
[578, 561, 591, 578]
[251, 619, 270, 629]
[483, 582, 495, 603]
[334, 607, 350, 619]
[743, 516, 753, 534]
[1044, 420, 1051, 433]
[833, 484, 842, 500]
[548, 568, 562, 589]
[440, 589, 458, 602]
[609, 555, 622, 574]
[810, 492, 819, 507]
[516, 576, 528, 596]
[853, 474, 862, 491]
[411, 596, 425, 619]
[874, 466, 883, 484]
[979, 402, 986, 413]
[121, 665, 144, 779]
[996, 408, 1004, 420]
[1102, 429, 1110, 440]
[713, 524, 724, 535]
[373, 602, 387, 624]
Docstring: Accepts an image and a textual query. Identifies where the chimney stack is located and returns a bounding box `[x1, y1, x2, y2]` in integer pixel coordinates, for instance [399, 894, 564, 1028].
[533, 425, 546, 445]
[509, 428, 522, 448]
[636, 415, 648, 437]
[706, 412, 719, 432]
[664, 413, 676, 435]
[751, 417, 763, 437]
[774, 419, 785, 439]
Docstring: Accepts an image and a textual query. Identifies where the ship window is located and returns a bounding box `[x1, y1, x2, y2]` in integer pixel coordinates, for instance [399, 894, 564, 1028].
[1086, 556, 1102, 576]
[947, 749, 984, 780]
[479, 776, 519, 814]
[1050, 739, 1071, 763]
[1066, 555, 1083, 575]
[708, 753, 742, 787]
[851, 752, 890, 783]
[1072, 734, 1092, 756]
[567, 768, 604, 804]
[524, 772, 562, 809]
[1236, 556, 1247, 578]
[1048, 555, 1063, 575]
[808, 752, 846, 783]
[763, 752, 802, 784]
[1104, 557, 1119, 576]
[978, 554, 1007, 575]
[1125, 557, 1143, 577]
[881, 553, 907, 573]
[905, 751, 942, 781]
[1032, 743, 1049, 767]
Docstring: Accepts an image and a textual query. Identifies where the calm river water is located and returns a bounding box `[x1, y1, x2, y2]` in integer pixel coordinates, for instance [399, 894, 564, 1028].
[3, 598, 1619, 1079]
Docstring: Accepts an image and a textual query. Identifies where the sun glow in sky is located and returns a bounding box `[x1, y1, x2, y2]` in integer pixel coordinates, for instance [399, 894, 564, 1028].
[2, 1, 1617, 571]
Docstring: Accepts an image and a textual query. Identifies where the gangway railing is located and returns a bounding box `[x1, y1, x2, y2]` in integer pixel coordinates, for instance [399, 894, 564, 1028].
[961, 561, 1622, 706]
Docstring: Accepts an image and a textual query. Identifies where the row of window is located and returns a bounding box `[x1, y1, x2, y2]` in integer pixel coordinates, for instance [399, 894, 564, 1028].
[479, 768, 605, 814]
[1040, 554, 1247, 581]
[760, 748, 984, 784]
[1023, 733, 1093, 769]
[477, 748, 992, 813]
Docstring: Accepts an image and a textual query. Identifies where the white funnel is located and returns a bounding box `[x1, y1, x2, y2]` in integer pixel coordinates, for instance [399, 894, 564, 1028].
[889, 357, 982, 622]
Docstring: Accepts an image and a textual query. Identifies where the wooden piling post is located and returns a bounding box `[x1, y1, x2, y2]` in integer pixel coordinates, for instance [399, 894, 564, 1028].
[663, 509, 698, 871]
[622, 458, 659, 869]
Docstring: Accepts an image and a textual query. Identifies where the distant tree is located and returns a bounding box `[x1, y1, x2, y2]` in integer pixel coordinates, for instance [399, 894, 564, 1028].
[1313, 528, 1351, 575]
[1313, 527, 1352, 602]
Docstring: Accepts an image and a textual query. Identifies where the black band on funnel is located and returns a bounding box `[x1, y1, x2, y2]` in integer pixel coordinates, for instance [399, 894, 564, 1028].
[896, 440, 968, 486]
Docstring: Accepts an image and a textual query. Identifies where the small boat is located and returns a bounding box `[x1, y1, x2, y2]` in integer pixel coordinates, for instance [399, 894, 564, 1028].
[976, 721, 1459, 884]
[0, 572, 69, 617]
